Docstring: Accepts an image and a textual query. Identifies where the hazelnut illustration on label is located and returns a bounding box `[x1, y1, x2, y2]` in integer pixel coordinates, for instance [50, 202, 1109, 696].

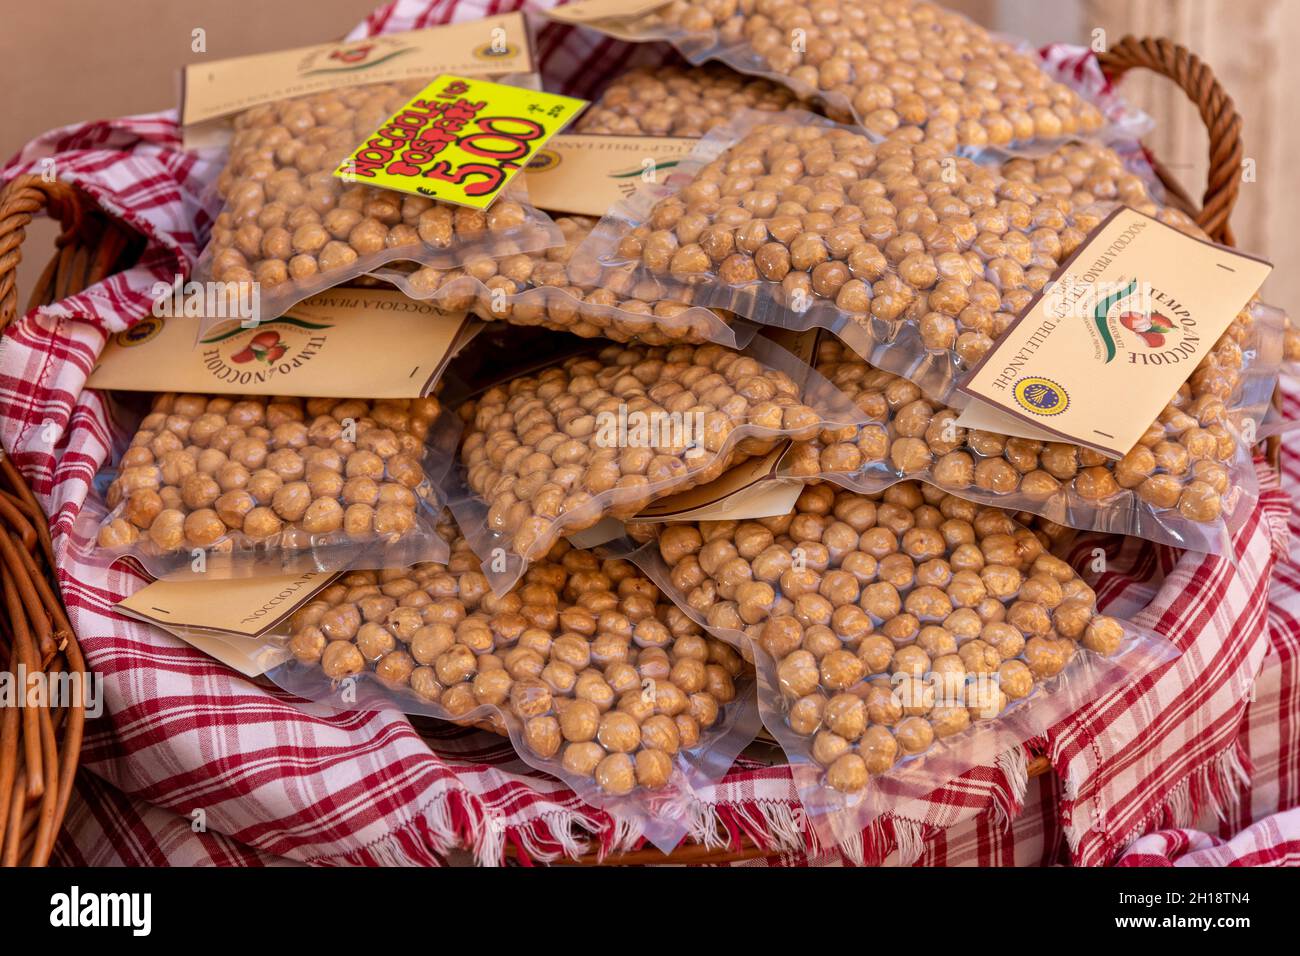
[199, 319, 332, 383]
[227, 329, 293, 366]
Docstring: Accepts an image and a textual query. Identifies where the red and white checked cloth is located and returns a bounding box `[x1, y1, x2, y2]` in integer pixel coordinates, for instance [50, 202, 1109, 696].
[1, 0, 1291, 866]
[1127, 382, 1300, 867]
[1116, 809, 1300, 866]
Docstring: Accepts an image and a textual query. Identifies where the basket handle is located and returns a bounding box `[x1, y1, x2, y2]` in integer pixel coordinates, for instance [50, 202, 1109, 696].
[0, 175, 90, 867]
[0, 175, 86, 336]
[1096, 36, 1243, 246]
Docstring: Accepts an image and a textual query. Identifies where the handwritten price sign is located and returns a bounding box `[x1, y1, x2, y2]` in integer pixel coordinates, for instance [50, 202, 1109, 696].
[334, 75, 588, 209]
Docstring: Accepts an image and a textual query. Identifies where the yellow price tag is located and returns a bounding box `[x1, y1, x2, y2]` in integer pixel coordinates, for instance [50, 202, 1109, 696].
[333, 74, 588, 209]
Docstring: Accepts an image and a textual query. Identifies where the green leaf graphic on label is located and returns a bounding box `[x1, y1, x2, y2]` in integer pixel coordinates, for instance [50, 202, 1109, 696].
[1092, 279, 1137, 363]
[199, 317, 333, 345]
[609, 160, 681, 179]
[300, 49, 413, 77]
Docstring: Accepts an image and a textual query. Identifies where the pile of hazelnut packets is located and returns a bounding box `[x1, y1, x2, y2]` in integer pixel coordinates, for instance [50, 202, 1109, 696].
[88, 4, 1281, 849]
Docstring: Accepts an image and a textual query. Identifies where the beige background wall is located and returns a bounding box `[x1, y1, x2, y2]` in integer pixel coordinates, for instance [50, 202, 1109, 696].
[1081, 0, 1299, 309]
[1, 0, 1293, 312]
[0, 0, 379, 303]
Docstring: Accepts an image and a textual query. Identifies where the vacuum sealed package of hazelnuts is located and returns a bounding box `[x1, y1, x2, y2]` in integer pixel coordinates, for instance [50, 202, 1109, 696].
[1285, 315, 1300, 376]
[545, 0, 1152, 154]
[438, 325, 873, 595]
[80, 391, 454, 580]
[77, 293, 483, 579]
[180, 15, 588, 332]
[619, 480, 1180, 844]
[117, 521, 763, 853]
[780, 302, 1284, 553]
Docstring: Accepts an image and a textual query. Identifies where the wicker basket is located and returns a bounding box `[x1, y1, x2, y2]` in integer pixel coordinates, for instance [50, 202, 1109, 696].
[0, 35, 1256, 867]
[0, 180, 140, 866]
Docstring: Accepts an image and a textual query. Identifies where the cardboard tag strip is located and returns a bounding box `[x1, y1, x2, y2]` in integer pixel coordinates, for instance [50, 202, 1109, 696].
[959, 207, 1271, 458]
[334, 75, 587, 209]
[117, 569, 336, 639]
[543, 0, 675, 41]
[177, 632, 292, 679]
[180, 15, 534, 146]
[117, 572, 336, 677]
[636, 443, 796, 521]
[543, 0, 673, 22]
[562, 444, 800, 545]
[88, 289, 474, 398]
[523, 134, 697, 218]
[761, 327, 821, 367]
[953, 399, 1062, 446]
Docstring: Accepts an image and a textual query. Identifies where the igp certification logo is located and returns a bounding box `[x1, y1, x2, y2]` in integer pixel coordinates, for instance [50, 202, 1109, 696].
[526, 148, 561, 172]
[1013, 377, 1069, 416]
[114, 316, 164, 347]
[472, 40, 521, 59]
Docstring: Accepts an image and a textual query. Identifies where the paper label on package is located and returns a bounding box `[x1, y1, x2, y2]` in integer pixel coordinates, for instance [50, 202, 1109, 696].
[543, 0, 673, 27]
[117, 570, 336, 639]
[88, 289, 472, 398]
[953, 400, 1064, 446]
[334, 75, 587, 209]
[180, 15, 533, 134]
[959, 207, 1271, 458]
[177, 632, 293, 679]
[524, 134, 697, 217]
